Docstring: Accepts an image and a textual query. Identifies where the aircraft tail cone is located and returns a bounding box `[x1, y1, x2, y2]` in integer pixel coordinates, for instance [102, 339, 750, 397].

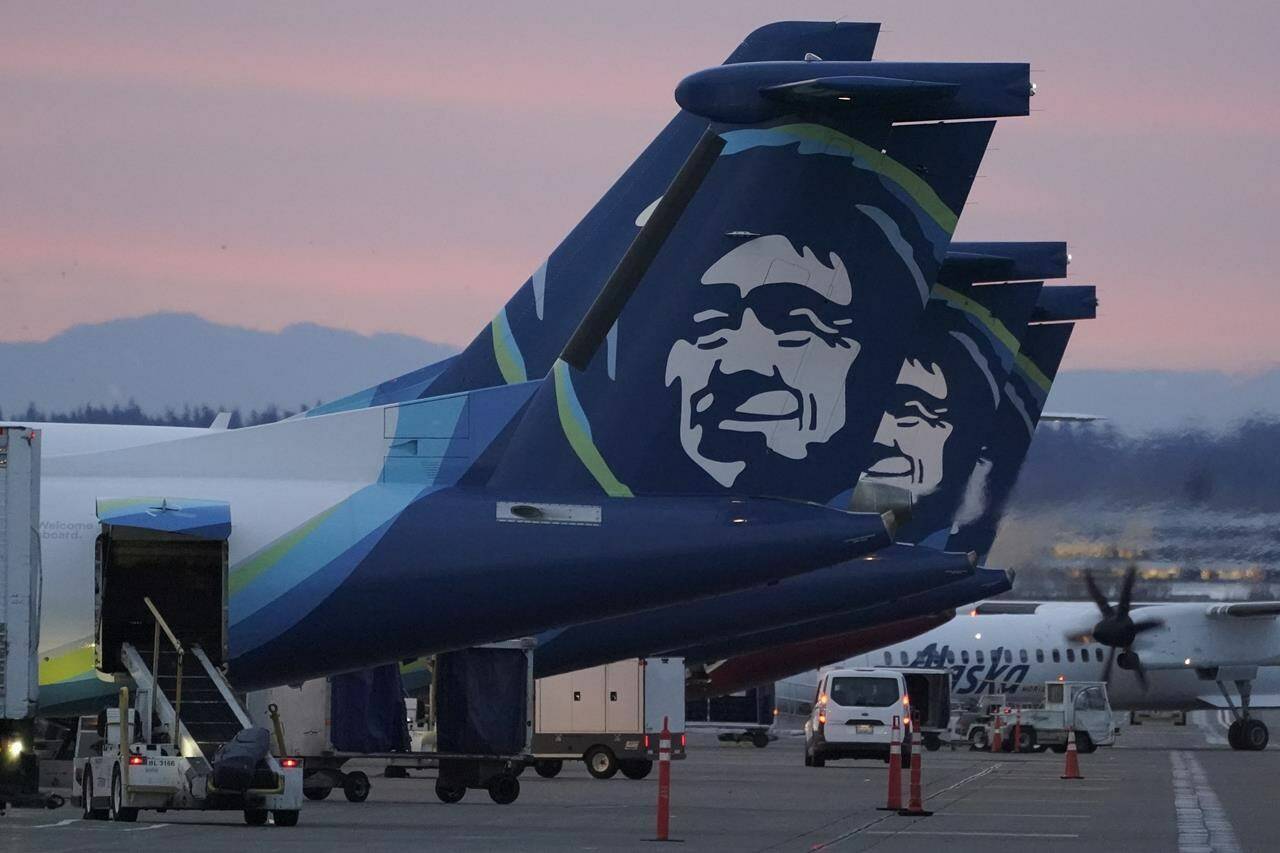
[1061, 729, 1084, 780]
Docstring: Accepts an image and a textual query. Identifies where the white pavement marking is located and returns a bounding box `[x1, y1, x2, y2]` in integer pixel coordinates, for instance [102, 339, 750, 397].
[31, 818, 79, 828]
[1170, 750, 1242, 853]
[864, 830, 1079, 838]
[125, 823, 169, 831]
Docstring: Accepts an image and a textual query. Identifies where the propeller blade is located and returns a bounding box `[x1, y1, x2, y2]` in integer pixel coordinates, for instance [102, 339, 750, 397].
[1084, 571, 1113, 616]
[1118, 565, 1137, 615]
[1133, 618, 1164, 634]
[1102, 646, 1116, 683]
[1131, 649, 1148, 691]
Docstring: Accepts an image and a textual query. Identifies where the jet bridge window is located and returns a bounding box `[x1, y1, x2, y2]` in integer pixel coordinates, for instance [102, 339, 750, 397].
[1052, 649, 1061, 663]
[1066, 648, 1076, 662]
[1036, 649, 1045, 663]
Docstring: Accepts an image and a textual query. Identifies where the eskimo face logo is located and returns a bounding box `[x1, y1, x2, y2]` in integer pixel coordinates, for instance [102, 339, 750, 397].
[865, 358, 954, 497]
[664, 235, 861, 487]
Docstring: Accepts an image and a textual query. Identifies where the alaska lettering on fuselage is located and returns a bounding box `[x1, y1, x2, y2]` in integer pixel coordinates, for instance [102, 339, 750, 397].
[908, 642, 1032, 695]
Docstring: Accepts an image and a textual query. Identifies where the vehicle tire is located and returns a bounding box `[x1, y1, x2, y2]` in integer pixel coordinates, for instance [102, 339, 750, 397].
[584, 746, 619, 780]
[343, 770, 371, 803]
[534, 759, 563, 779]
[1241, 719, 1269, 751]
[487, 774, 520, 805]
[1017, 727, 1037, 754]
[304, 786, 333, 800]
[110, 766, 139, 822]
[435, 781, 466, 804]
[273, 809, 300, 827]
[384, 765, 409, 779]
[923, 733, 942, 752]
[969, 727, 989, 752]
[82, 767, 108, 820]
[620, 759, 653, 780]
[1075, 732, 1096, 754]
[804, 752, 813, 767]
[810, 750, 825, 768]
[243, 809, 269, 826]
[1050, 744, 1067, 754]
[751, 731, 770, 749]
[1227, 719, 1243, 750]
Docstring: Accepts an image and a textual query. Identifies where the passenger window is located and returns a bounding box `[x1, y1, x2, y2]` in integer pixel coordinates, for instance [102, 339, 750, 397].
[1036, 649, 1045, 663]
[961, 650, 970, 664]
[900, 651, 908, 666]
[1052, 649, 1061, 663]
[946, 650, 955, 665]
[976, 650, 985, 664]
[1004, 650, 1012, 664]
[1019, 649, 1027, 663]
[884, 651, 892, 666]
[1066, 648, 1076, 662]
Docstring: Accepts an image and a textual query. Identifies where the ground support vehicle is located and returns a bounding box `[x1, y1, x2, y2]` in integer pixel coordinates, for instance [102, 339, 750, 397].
[686, 683, 775, 748]
[968, 682, 1117, 754]
[804, 667, 950, 766]
[250, 640, 534, 805]
[531, 657, 685, 780]
[0, 427, 60, 812]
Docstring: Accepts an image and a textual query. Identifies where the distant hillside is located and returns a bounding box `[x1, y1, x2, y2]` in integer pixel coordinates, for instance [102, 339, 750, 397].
[0, 313, 457, 414]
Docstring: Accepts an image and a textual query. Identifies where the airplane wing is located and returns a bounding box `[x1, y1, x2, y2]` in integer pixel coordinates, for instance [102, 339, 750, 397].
[1206, 602, 1280, 619]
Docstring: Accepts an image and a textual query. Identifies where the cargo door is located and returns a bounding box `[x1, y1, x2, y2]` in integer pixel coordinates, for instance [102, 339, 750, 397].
[604, 661, 641, 733]
[643, 658, 686, 734]
[569, 666, 606, 732]
[535, 671, 575, 733]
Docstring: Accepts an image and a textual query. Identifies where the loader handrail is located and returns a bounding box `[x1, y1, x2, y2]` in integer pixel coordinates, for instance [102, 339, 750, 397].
[143, 595, 186, 724]
[143, 596, 184, 656]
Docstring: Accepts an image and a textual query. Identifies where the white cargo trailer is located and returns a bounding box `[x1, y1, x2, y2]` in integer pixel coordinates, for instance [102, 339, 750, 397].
[0, 426, 44, 808]
[531, 657, 685, 780]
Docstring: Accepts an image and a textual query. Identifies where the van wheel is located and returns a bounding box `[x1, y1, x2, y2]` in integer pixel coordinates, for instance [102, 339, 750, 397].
[923, 734, 942, 752]
[110, 766, 138, 822]
[273, 809, 300, 827]
[810, 751, 825, 768]
[82, 768, 108, 820]
[751, 731, 770, 748]
[620, 759, 653, 780]
[534, 759, 563, 779]
[243, 809, 269, 826]
[804, 752, 813, 767]
[584, 746, 618, 779]
[343, 771, 371, 802]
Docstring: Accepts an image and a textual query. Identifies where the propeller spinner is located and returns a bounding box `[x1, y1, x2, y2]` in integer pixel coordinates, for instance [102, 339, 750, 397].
[1078, 566, 1164, 690]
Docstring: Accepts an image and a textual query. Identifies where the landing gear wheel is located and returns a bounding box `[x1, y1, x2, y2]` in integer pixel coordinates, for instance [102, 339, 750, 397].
[243, 809, 269, 826]
[1241, 719, 1269, 751]
[923, 734, 942, 752]
[969, 727, 989, 752]
[110, 767, 138, 822]
[487, 774, 520, 804]
[1228, 720, 1243, 750]
[751, 731, 770, 748]
[620, 759, 653, 780]
[82, 768, 108, 820]
[272, 809, 300, 827]
[343, 770, 371, 802]
[534, 759, 563, 779]
[304, 786, 333, 800]
[435, 781, 466, 804]
[584, 746, 619, 780]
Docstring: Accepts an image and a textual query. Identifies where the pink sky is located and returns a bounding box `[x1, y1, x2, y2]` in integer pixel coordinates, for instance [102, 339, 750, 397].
[4, 1, 1279, 370]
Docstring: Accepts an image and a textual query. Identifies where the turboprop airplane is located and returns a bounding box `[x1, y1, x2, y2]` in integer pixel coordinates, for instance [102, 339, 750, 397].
[19, 42, 1036, 711]
[838, 568, 1280, 752]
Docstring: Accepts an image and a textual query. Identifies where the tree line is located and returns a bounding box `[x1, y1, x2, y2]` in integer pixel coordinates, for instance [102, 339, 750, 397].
[0, 401, 309, 429]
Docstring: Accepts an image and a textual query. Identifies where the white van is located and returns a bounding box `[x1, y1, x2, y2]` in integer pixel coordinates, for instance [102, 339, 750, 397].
[804, 667, 950, 766]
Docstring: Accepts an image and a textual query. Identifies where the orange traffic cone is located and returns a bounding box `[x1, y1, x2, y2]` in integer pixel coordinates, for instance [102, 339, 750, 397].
[877, 716, 903, 811]
[898, 713, 932, 817]
[990, 712, 1003, 753]
[1061, 729, 1083, 780]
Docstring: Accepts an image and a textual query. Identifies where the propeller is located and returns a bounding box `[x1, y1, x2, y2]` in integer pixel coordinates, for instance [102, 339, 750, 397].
[1076, 566, 1164, 690]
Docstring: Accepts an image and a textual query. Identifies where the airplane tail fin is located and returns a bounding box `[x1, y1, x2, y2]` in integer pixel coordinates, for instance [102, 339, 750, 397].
[945, 322, 1076, 559]
[486, 61, 1026, 502]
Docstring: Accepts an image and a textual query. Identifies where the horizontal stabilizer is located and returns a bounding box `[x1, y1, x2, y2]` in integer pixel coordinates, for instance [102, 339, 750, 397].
[1040, 412, 1104, 422]
[942, 241, 1069, 284]
[676, 60, 1032, 125]
[1032, 285, 1097, 322]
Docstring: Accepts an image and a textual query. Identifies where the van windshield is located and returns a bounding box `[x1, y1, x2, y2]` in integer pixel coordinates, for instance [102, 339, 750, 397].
[828, 677, 899, 708]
